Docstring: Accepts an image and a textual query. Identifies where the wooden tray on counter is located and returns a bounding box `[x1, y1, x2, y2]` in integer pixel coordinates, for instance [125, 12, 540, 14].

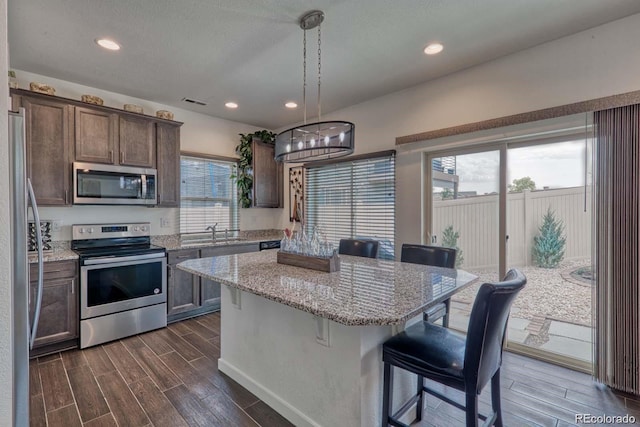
[277, 251, 340, 272]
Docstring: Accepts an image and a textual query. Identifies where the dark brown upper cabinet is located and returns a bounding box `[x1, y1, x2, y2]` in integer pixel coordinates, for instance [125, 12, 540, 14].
[75, 106, 156, 168]
[15, 94, 73, 206]
[156, 122, 181, 207]
[12, 89, 182, 206]
[119, 114, 156, 168]
[252, 139, 283, 208]
[75, 107, 118, 164]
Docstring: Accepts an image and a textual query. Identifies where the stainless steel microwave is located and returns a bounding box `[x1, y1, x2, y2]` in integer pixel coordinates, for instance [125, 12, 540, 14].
[73, 162, 157, 205]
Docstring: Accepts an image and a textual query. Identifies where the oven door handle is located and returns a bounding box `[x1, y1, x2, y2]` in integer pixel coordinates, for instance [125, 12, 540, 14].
[83, 252, 166, 265]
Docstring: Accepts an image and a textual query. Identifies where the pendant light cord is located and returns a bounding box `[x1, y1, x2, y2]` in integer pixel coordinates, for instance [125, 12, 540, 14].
[317, 24, 322, 122]
[303, 29, 307, 125]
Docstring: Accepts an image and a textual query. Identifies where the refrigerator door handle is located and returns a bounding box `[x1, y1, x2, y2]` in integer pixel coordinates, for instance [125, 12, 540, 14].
[27, 179, 44, 350]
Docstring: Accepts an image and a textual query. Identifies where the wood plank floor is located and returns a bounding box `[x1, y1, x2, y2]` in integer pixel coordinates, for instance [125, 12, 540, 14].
[30, 312, 292, 427]
[30, 312, 640, 426]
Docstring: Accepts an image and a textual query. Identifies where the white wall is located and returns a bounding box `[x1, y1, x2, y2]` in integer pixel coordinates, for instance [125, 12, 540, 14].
[13, 70, 284, 237]
[276, 13, 640, 252]
[1, 0, 13, 422]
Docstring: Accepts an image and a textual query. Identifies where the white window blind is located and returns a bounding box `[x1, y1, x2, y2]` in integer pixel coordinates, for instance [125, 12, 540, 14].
[305, 151, 396, 259]
[180, 155, 238, 234]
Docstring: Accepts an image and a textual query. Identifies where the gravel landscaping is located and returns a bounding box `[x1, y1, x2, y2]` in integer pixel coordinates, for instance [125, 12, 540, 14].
[454, 258, 593, 327]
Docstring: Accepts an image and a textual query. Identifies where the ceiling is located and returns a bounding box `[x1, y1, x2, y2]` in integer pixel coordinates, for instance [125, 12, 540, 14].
[8, 0, 640, 129]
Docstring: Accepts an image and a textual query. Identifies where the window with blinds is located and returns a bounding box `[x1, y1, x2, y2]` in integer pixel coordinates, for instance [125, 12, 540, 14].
[305, 152, 396, 259]
[180, 155, 238, 234]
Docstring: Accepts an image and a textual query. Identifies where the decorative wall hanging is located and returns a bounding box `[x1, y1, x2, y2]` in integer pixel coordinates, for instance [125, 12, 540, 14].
[289, 167, 304, 222]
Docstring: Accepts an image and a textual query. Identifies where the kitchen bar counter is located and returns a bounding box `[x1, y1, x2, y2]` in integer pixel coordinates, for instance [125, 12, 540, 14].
[177, 250, 477, 427]
[177, 250, 476, 326]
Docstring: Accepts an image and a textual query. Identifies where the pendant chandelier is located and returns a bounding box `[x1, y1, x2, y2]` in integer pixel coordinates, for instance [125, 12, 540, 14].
[275, 10, 355, 163]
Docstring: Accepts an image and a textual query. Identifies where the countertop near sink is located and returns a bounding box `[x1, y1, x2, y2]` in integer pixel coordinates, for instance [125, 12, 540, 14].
[26, 230, 283, 262]
[152, 230, 282, 251]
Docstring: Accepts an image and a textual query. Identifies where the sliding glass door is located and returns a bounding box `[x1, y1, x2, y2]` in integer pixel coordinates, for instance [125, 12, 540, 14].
[505, 140, 592, 369]
[426, 129, 593, 370]
[428, 149, 503, 332]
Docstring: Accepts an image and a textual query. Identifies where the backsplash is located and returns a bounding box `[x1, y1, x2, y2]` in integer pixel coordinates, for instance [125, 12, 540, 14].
[38, 205, 282, 241]
[28, 220, 52, 252]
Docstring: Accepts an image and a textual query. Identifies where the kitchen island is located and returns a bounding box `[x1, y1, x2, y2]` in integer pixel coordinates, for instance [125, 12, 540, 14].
[178, 250, 477, 427]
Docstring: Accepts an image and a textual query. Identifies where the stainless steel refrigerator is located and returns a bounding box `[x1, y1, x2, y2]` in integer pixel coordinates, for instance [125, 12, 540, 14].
[10, 108, 44, 426]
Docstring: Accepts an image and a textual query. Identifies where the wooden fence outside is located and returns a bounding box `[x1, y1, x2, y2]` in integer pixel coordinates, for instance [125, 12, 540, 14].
[432, 186, 592, 269]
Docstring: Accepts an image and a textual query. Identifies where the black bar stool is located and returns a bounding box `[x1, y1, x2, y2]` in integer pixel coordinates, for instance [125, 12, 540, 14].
[338, 239, 379, 258]
[382, 269, 526, 427]
[401, 244, 457, 327]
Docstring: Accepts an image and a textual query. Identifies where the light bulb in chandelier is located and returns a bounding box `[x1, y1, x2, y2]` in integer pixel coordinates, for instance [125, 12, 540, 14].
[297, 141, 304, 150]
[339, 132, 345, 142]
[324, 135, 330, 145]
[310, 138, 316, 147]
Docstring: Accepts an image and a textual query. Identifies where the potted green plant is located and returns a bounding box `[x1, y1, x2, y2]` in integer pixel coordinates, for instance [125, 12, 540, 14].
[231, 130, 276, 208]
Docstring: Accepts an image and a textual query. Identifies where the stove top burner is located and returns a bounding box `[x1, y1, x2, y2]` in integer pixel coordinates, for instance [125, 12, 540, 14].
[73, 243, 165, 259]
[71, 222, 165, 262]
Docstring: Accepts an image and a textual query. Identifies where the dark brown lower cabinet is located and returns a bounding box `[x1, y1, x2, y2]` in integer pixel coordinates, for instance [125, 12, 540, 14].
[167, 243, 259, 323]
[29, 260, 79, 357]
[200, 277, 221, 308]
[167, 249, 200, 319]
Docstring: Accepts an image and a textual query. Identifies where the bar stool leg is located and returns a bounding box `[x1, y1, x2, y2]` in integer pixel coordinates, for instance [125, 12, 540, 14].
[465, 391, 479, 427]
[416, 375, 424, 421]
[382, 363, 393, 427]
[442, 298, 451, 328]
[491, 368, 503, 427]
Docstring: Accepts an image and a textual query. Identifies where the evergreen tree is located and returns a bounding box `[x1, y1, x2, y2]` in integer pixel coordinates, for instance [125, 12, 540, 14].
[532, 208, 566, 268]
[442, 225, 464, 267]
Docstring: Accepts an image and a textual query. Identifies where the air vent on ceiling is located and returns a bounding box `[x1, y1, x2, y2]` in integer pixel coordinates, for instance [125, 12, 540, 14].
[181, 97, 207, 106]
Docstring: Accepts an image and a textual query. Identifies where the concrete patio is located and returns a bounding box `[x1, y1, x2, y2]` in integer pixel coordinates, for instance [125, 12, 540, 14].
[451, 258, 594, 364]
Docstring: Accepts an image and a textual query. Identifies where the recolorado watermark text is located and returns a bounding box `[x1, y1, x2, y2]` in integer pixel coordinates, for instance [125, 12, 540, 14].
[575, 414, 636, 424]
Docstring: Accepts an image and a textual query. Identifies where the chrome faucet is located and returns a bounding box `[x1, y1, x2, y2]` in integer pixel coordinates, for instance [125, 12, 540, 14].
[205, 223, 218, 242]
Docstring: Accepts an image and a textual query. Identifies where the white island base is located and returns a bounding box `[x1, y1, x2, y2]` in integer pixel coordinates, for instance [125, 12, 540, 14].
[218, 286, 418, 427]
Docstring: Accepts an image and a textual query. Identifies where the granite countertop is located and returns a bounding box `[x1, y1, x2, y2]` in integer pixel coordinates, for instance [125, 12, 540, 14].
[154, 232, 282, 251]
[25, 230, 283, 263]
[177, 250, 478, 326]
[28, 249, 78, 264]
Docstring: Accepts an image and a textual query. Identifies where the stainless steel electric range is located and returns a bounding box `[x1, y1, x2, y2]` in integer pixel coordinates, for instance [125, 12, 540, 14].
[71, 223, 167, 348]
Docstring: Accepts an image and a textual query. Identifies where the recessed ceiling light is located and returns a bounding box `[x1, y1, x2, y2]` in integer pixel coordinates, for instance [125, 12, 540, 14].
[225, 102, 238, 109]
[285, 102, 298, 109]
[424, 43, 443, 55]
[95, 38, 121, 51]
